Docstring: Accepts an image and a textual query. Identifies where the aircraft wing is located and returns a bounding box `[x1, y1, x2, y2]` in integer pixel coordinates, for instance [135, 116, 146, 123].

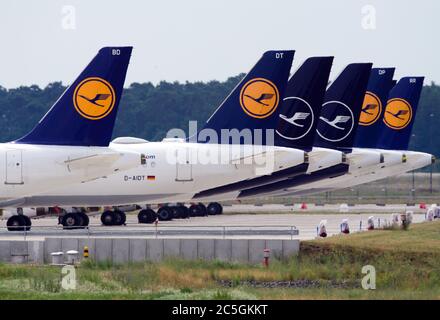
[0, 198, 26, 209]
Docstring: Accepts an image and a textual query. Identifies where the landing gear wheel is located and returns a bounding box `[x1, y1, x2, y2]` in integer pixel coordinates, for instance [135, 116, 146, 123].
[113, 210, 126, 226]
[7, 215, 26, 232]
[62, 213, 79, 230]
[198, 203, 208, 216]
[189, 204, 202, 217]
[170, 206, 182, 219]
[22, 215, 32, 231]
[207, 202, 223, 215]
[158, 207, 173, 221]
[77, 212, 89, 227]
[138, 209, 157, 224]
[101, 210, 115, 226]
[179, 206, 190, 219]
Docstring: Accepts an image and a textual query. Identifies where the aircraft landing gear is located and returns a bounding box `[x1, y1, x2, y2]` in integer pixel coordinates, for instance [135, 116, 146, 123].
[179, 205, 190, 219]
[61, 213, 79, 229]
[189, 203, 208, 217]
[78, 212, 90, 227]
[207, 202, 223, 215]
[157, 206, 173, 221]
[113, 210, 126, 225]
[6, 215, 31, 232]
[100, 210, 126, 226]
[61, 211, 89, 229]
[138, 208, 157, 224]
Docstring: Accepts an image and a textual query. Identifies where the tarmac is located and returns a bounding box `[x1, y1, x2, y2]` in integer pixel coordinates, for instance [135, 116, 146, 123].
[0, 204, 427, 241]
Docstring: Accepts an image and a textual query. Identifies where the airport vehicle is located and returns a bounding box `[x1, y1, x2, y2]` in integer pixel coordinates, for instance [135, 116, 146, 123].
[1, 47, 144, 230]
[7, 50, 315, 228]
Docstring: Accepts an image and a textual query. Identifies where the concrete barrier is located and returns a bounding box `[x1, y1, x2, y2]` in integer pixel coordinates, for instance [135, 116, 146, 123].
[231, 240, 249, 263]
[0, 237, 300, 265]
[215, 239, 232, 261]
[198, 239, 215, 261]
[129, 239, 147, 262]
[164, 239, 180, 259]
[147, 239, 164, 262]
[95, 239, 112, 262]
[113, 239, 130, 263]
[181, 239, 198, 260]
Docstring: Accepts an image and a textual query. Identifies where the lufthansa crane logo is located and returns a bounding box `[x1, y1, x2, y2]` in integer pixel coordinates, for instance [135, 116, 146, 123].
[359, 91, 382, 126]
[276, 96, 314, 141]
[383, 98, 412, 130]
[73, 77, 116, 120]
[317, 101, 354, 142]
[240, 78, 279, 119]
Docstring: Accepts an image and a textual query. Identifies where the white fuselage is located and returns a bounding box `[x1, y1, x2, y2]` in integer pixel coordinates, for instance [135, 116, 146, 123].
[329, 150, 433, 190]
[255, 148, 386, 198]
[269, 149, 431, 197]
[193, 146, 344, 202]
[16, 140, 307, 207]
[0, 143, 141, 207]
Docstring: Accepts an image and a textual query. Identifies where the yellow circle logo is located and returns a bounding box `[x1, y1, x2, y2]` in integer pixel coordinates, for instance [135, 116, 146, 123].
[359, 91, 382, 126]
[383, 98, 412, 130]
[73, 77, 116, 120]
[240, 78, 279, 119]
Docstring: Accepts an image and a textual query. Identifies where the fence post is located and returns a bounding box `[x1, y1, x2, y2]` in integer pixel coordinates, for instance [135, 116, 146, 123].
[430, 164, 433, 194]
[412, 171, 415, 201]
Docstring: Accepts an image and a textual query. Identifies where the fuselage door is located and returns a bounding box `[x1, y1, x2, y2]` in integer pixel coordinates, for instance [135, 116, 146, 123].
[5, 150, 23, 184]
[175, 147, 193, 182]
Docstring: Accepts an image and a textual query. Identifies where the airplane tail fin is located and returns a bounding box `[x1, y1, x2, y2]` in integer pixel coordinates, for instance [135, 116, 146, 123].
[314, 63, 373, 150]
[354, 68, 396, 148]
[275, 56, 334, 150]
[200, 51, 295, 145]
[375, 77, 424, 150]
[16, 47, 132, 146]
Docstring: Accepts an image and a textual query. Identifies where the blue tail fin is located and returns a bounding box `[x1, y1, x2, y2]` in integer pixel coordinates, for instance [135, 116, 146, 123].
[375, 77, 424, 150]
[354, 68, 396, 148]
[16, 47, 132, 146]
[314, 63, 373, 150]
[200, 51, 295, 145]
[274, 57, 334, 150]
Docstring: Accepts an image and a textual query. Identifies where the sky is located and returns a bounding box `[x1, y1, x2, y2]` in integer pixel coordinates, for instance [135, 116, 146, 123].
[0, 0, 439, 88]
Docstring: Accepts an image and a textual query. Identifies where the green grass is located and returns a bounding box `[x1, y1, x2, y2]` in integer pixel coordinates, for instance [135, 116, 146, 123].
[0, 221, 439, 299]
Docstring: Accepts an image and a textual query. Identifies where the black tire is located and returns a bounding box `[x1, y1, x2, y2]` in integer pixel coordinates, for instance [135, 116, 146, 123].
[74, 213, 84, 229]
[189, 204, 201, 217]
[62, 213, 79, 230]
[138, 209, 157, 224]
[170, 206, 182, 219]
[7, 215, 26, 232]
[22, 215, 32, 231]
[198, 203, 208, 216]
[207, 202, 223, 215]
[158, 207, 172, 221]
[77, 212, 89, 227]
[113, 210, 126, 226]
[101, 210, 115, 226]
[179, 205, 190, 219]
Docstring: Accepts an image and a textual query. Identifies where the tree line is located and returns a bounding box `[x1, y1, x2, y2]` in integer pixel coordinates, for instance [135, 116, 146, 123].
[0, 76, 438, 159]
